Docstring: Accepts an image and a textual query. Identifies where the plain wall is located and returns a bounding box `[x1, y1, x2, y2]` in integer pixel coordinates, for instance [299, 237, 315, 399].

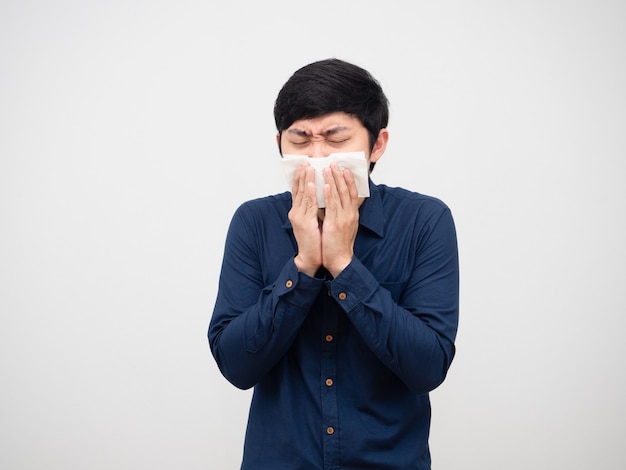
[1, 1, 625, 468]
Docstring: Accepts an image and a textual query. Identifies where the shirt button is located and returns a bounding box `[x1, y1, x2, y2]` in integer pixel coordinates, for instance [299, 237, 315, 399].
[327, 290, 332, 296]
[338, 292, 347, 300]
[326, 426, 335, 435]
[325, 378, 333, 387]
[285, 280, 293, 288]
[325, 334, 334, 342]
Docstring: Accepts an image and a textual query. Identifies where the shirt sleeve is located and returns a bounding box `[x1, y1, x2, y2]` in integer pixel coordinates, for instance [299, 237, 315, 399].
[328, 207, 459, 395]
[208, 204, 325, 390]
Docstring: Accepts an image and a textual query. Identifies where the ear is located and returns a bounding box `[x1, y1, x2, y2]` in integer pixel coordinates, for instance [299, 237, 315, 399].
[369, 128, 389, 164]
[276, 132, 283, 156]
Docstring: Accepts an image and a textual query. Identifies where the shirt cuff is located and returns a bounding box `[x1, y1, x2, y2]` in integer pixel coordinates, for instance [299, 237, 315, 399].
[327, 257, 378, 312]
[273, 258, 326, 306]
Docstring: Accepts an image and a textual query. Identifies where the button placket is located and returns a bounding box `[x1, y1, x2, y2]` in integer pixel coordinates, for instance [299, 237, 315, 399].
[320, 287, 339, 457]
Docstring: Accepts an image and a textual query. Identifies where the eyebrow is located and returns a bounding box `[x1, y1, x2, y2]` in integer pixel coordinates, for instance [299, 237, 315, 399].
[286, 126, 350, 138]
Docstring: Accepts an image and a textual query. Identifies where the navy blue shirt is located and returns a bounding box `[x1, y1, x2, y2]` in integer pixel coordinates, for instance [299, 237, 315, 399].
[208, 180, 459, 469]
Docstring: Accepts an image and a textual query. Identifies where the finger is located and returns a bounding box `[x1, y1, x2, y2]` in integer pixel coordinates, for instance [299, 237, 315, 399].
[293, 163, 311, 208]
[342, 167, 359, 203]
[323, 182, 334, 212]
[306, 180, 318, 212]
[292, 164, 302, 197]
[323, 166, 339, 210]
[304, 166, 317, 209]
[329, 162, 352, 209]
[294, 165, 317, 212]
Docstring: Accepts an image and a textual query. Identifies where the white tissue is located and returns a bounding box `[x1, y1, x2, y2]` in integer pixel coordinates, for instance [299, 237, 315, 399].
[280, 152, 370, 208]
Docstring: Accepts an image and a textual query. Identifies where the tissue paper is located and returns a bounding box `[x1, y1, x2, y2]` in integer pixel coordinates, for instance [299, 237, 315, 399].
[280, 152, 369, 208]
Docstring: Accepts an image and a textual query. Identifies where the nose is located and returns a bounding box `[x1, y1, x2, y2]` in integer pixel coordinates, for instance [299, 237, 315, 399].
[308, 139, 330, 158]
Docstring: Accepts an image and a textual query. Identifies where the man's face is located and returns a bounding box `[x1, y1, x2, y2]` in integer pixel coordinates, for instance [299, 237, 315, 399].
[278, 112, 387, 167]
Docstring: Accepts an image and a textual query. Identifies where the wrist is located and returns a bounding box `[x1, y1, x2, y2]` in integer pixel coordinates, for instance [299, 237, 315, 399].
[294, 255, 320, 277]
[326, 256, 352, 278]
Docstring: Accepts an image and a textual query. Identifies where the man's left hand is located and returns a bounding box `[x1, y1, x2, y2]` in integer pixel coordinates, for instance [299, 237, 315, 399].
[320, 162, 364, 278]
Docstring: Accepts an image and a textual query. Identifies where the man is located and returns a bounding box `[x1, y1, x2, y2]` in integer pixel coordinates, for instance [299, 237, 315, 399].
[208, 58, 459, 469]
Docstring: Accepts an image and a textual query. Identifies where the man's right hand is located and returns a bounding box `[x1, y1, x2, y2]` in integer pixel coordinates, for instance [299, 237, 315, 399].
[288, 163, 322, 277]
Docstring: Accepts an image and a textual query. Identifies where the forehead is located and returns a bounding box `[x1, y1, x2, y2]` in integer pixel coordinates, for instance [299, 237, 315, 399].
[286, 112, 364, 133]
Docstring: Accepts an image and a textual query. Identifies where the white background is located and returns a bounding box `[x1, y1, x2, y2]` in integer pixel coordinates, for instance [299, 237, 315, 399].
[1, 1, 625, 469]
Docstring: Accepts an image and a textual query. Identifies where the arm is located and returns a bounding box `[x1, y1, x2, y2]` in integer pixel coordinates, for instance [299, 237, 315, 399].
[329, 208, 459, 395]
[208, 204, 324, 390]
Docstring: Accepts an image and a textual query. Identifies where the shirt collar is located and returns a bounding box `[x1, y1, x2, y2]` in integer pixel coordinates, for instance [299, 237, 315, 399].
[282, 179, 384, 238]
[358, 179, 384, 237]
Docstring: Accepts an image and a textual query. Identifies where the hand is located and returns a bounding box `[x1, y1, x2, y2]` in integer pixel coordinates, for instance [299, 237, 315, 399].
[288, 163, 322, 276]
[321, 162, 363, 278]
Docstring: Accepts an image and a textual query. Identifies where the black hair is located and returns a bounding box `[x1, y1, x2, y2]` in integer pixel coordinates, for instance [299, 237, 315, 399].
[274, 58, 389, 159]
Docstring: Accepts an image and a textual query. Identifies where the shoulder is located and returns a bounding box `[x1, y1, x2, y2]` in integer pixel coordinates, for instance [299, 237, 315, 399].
[233, 191, 292, 224]
[376, 184, 451, 216]
[374, 184, 458, 250]
[225, 192, 292, 246]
